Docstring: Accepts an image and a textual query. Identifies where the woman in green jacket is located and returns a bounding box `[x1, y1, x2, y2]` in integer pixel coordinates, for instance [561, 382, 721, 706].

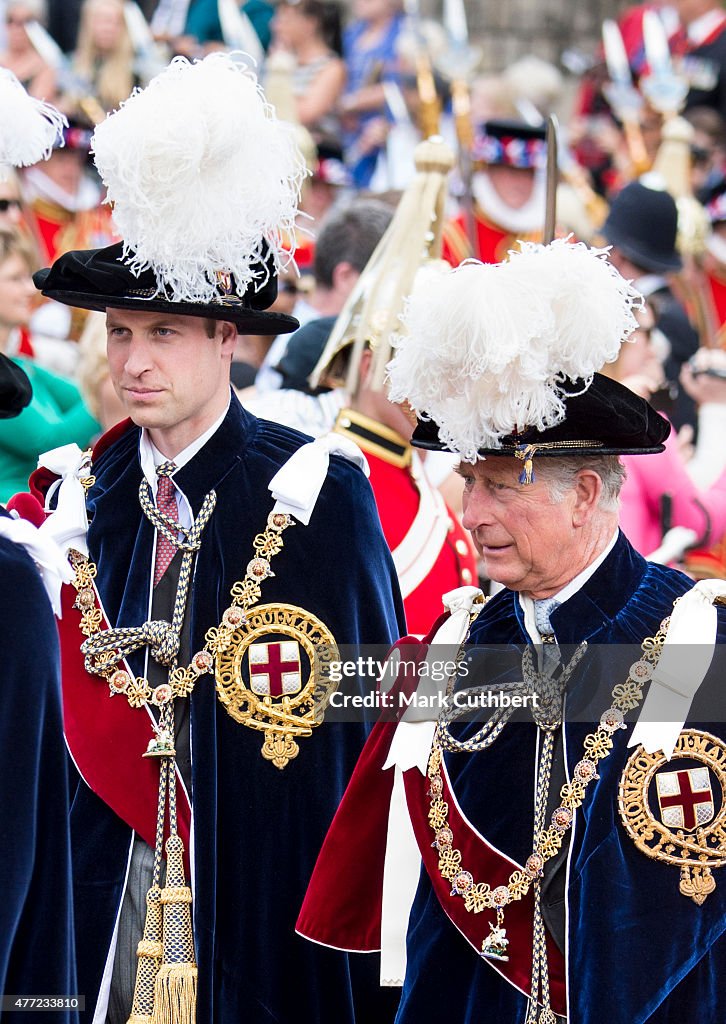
[0, 228, 99, 502]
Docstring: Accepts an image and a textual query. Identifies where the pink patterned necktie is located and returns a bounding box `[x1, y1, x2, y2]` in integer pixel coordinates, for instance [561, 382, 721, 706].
[153, 462, 179, 587]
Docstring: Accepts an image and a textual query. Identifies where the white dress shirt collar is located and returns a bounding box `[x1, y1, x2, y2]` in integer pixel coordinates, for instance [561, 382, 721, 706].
[139, 399, 230, 495]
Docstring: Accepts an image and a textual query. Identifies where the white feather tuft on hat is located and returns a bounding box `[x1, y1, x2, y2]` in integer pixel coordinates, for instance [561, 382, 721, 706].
[0, 69, 67, 174]
[387, 238, 643, 462]
[91, 52, 307, 303]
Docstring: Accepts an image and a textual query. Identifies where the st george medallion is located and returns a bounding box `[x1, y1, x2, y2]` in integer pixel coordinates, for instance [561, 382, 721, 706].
[618, 730, 726, 904]
[214, 602, 339, 768]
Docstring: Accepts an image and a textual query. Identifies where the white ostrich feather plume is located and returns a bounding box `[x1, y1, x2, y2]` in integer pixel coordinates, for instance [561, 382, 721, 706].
[0, 69, 67, 173]
[91, 52, 307, 303]
[387, 239, 643, 462]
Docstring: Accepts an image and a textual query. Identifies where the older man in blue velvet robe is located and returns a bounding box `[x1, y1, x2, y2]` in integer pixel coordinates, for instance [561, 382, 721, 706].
[298, 243, 726, 1024]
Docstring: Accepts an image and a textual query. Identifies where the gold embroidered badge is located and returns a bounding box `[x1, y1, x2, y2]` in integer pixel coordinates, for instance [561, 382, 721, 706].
[619, 730, 726, 904]
[214, 603, 339, 768]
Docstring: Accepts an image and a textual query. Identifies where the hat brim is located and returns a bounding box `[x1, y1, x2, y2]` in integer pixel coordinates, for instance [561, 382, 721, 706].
[411, 427, 667, 457]
[603, 224, 682, 275]
[34, 273, 299, 335]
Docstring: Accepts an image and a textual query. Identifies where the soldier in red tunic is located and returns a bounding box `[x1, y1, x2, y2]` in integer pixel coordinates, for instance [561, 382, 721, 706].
[310, 136, 478, 636]
[442, 119, 547, 267]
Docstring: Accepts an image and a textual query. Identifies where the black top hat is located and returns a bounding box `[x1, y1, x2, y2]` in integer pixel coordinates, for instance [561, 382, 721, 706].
[411, 373, 670, 462]
[602, 181, 682, 274]
[33, 242, 300, 336]
[0, 353, 32, 419]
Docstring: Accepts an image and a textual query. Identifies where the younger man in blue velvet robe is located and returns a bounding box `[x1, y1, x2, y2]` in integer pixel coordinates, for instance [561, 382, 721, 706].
[26, 54, 405, 1024]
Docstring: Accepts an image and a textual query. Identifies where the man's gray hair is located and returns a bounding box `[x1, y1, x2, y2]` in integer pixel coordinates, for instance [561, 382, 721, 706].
[537, 455, 626, 511]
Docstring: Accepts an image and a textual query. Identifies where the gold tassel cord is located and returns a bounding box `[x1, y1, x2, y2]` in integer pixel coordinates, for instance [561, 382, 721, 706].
[150, 776, 197, 1024]
[126, 752, 170, 1024]
[151, 965, 197, 1024]
[125, 886, 164, 1024]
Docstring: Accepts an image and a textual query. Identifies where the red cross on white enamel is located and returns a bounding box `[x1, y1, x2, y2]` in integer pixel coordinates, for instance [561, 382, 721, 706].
[249, 641, 301, 697]
[657, 769, 713, 830]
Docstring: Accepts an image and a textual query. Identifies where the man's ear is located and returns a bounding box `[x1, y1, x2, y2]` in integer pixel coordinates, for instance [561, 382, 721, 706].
[358, 346, 373, 389]
[572, 469, 603, 526]
[219, 321, 238, 355]
[331, 261, 357, 293]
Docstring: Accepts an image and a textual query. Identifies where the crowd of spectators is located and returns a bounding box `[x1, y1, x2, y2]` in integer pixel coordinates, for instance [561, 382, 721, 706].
[4, 0, 726, 579]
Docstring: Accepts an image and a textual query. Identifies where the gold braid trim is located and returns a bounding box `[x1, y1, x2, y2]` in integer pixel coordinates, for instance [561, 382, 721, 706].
[136, 940, 163, 958]
[159, 886, 192, 904]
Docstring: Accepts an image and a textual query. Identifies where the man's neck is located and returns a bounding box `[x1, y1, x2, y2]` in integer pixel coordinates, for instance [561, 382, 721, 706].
[524, 518, 619, 601]
[145, 396, 231, 464]
[310, 287, 344, 317]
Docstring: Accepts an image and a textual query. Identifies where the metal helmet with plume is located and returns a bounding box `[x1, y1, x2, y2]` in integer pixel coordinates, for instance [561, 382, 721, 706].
[309, 135, 456, 394]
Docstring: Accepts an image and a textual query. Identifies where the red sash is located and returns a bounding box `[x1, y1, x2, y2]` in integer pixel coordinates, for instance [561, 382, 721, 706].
[299, 621, 567, 1014]
[58, 580, 192, 862]
[404, 756, 567, 1016]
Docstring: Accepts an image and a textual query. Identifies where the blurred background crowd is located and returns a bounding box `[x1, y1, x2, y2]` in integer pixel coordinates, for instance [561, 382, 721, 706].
[4, 0, 726, 587]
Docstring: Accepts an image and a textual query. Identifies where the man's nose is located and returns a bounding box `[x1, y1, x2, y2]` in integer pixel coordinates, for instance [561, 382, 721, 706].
[461, 484, 496, 531]
[123, 335, 153, 376]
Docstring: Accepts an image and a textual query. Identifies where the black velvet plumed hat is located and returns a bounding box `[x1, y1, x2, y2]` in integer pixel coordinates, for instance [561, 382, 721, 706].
[33, 241, 300, 335]
[411, 373, 670, 465]
[41, 53, 310, 336]
[387, 239, 669, 479]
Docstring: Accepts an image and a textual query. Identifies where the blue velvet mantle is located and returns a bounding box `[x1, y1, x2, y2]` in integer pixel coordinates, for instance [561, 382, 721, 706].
[68, 396, 406, 1023]
[0, 514, 77, 1021]
[396, 533, 726, 1024]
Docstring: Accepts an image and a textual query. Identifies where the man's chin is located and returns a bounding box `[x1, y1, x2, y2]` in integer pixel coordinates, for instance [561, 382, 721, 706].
[481, 552, 523, 590]
[124, 407, 168, 431]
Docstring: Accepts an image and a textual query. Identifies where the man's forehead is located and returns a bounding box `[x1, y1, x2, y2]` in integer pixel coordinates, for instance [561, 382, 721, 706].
[105, 308, 205, 329]
[461, 456, 522, 479]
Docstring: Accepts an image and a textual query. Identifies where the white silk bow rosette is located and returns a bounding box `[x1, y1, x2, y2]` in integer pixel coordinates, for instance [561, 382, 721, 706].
[268, 433, 369, 524]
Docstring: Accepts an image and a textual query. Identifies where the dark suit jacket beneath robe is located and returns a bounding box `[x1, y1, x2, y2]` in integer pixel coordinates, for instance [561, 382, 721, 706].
[395, 533, 726, 1024]
[63, 395, 406, 1023]
[0, 514, 77, 1022]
